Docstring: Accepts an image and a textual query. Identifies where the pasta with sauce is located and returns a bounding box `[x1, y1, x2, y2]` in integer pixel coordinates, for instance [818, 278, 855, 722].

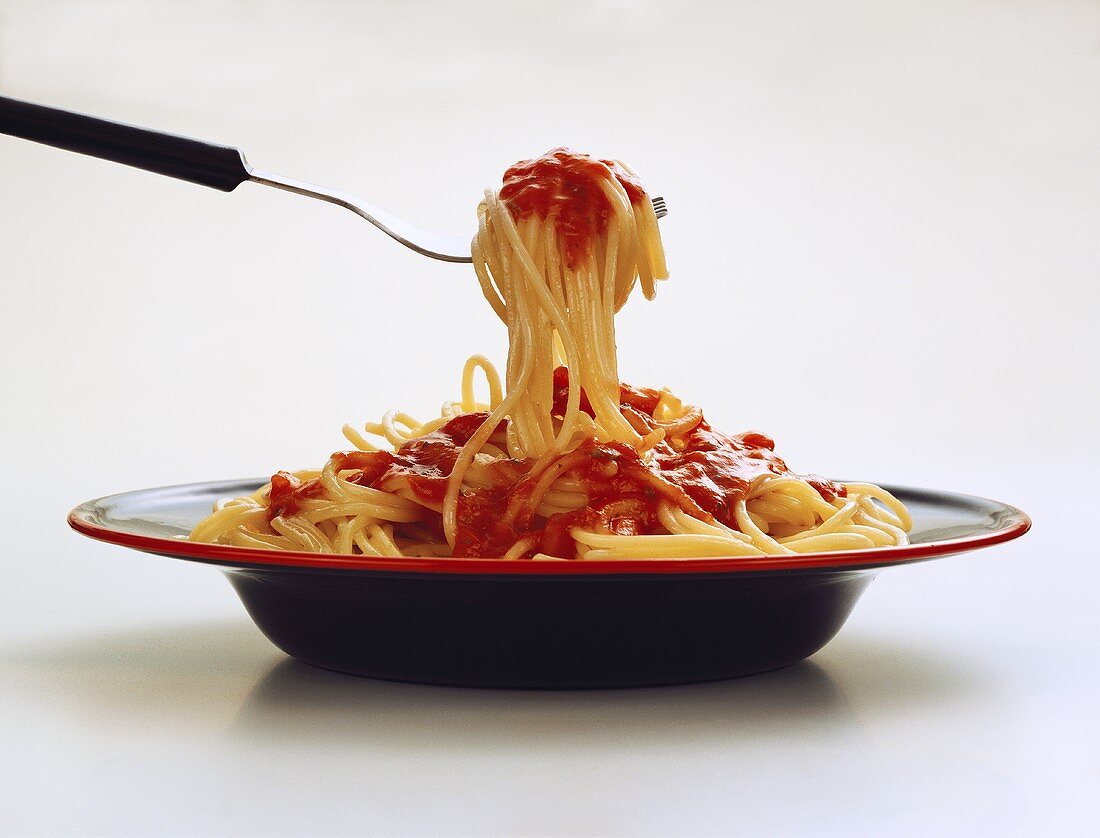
[191, 148, 911, 559]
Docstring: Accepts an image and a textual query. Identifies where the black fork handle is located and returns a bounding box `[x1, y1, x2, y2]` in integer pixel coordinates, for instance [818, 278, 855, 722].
[0, 94, 251, 192]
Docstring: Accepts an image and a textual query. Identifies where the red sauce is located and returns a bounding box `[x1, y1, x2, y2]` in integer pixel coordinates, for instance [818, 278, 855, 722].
[453, 485, 518, 557]
[338, 413, 496, 506]
[651, 425, 839, 528]
[267, 471, 326, 520]
[550, 366, 663, 419]
[499, 147, 646, 269]
[376, 412, 490, 504]
[267, 379, 845, 559]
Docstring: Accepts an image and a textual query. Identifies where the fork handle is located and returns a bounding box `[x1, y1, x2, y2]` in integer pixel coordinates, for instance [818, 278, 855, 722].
[0, 95, 251, 192]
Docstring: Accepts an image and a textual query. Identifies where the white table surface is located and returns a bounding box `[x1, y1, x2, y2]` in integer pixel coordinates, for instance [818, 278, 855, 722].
[1, 1, 1097, 835]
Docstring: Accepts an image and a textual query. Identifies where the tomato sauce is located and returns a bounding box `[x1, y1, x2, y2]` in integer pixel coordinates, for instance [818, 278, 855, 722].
[267, 374, 844, 558]
[499, 147, 646, 269]
[550, 366, 663, 419]
[267, 471, 327, 520]
[337, 412, 496, 506]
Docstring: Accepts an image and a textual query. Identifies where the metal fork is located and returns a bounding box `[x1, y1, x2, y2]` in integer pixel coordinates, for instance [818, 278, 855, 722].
[0, 95, 667, 264]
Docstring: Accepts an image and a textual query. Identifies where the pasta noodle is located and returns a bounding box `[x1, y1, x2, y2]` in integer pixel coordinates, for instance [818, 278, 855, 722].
[191, 148, 911, 559]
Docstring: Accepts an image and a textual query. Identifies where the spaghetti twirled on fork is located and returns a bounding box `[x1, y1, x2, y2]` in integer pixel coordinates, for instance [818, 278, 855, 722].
[191, 148, 910, 559]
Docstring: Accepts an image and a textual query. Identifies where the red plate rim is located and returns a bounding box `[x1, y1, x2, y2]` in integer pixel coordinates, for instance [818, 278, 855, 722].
[68, 484, 1031, 576]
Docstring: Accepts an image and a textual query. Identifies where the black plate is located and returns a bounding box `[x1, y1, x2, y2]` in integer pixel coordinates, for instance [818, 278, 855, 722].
[70, 481, 1029, 688]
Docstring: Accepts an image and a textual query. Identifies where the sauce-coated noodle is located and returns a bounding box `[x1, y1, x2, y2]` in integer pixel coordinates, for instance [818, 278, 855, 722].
[191, 149, 911, 559]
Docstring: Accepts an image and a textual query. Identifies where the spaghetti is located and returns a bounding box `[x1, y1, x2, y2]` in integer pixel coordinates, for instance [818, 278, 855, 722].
[191, 148, 911, 559]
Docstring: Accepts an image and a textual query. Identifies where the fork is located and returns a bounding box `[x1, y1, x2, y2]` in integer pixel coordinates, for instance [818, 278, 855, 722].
[0, 95, 668, 263]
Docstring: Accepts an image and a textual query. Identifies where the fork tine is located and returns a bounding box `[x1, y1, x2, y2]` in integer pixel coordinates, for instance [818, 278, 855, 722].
[651, 196, 668, 219]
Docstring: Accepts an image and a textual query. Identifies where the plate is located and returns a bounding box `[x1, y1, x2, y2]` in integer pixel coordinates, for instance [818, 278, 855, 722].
[69, 480, 1030, 688]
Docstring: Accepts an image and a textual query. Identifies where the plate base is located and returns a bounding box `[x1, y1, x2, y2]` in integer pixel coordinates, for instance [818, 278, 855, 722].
[227, 568, 876, 689]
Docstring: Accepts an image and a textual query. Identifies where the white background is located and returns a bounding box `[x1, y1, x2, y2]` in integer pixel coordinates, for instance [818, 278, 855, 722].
[1, 1, 1097, 835]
